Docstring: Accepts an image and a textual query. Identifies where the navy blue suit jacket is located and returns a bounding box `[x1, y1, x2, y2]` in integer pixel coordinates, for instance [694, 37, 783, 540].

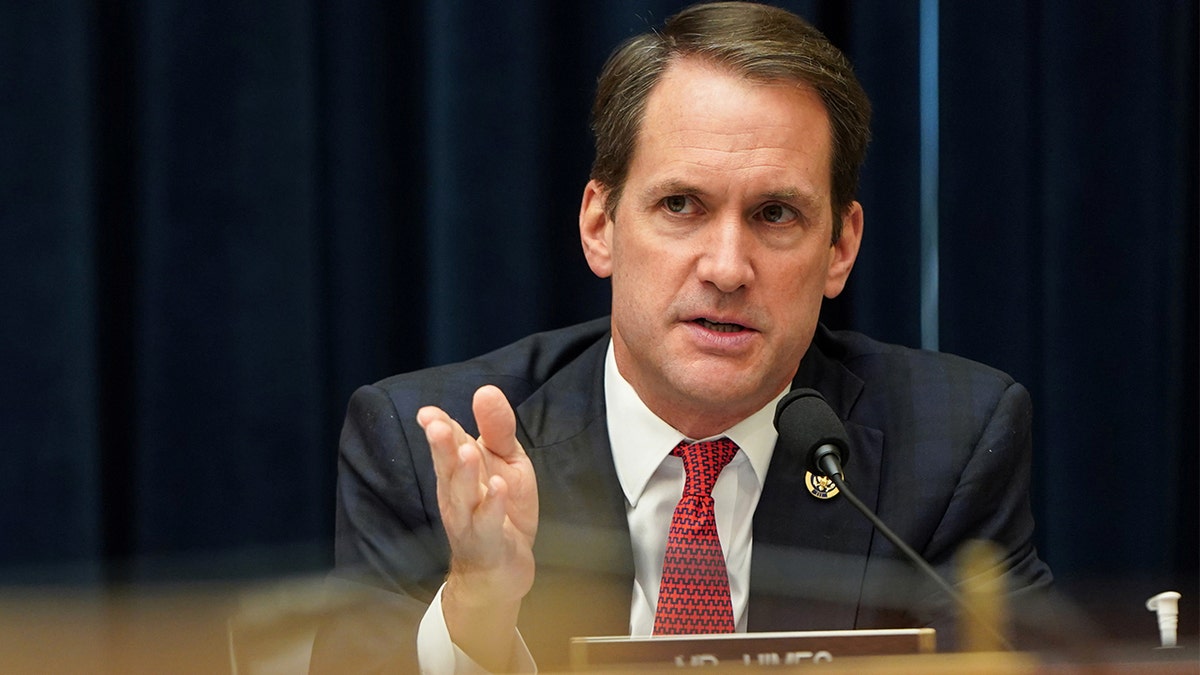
[311, 318, 1052, 672]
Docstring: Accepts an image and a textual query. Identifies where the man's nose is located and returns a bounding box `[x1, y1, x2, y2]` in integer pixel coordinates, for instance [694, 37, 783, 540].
[695, 216, 754, 293]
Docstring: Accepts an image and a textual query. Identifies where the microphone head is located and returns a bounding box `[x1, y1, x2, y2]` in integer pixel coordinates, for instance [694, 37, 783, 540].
[773, 388, 851, 476]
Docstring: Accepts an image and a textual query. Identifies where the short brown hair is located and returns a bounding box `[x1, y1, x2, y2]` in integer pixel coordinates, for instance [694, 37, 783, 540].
[589, 1, 871, 240]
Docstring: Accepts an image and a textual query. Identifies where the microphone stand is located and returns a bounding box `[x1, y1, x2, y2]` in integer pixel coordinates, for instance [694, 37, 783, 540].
[820, 457, 1016, 653]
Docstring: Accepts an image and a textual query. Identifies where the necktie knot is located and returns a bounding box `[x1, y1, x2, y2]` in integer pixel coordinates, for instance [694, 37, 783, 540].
[672, 437, 739, 497]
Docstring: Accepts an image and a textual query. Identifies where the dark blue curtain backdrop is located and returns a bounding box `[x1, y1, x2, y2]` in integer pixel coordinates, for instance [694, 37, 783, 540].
[2, 0, 1195, 626]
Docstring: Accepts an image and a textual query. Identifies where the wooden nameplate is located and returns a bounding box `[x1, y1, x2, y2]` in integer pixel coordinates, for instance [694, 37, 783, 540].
[570, 628, 936, 670]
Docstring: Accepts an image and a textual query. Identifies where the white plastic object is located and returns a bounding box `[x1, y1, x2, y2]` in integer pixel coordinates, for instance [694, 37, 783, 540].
[1145, 591, 1181, 648]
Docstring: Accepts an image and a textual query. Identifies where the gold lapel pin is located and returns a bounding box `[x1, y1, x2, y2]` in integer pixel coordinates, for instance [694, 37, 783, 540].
[805, 471, 840, 499]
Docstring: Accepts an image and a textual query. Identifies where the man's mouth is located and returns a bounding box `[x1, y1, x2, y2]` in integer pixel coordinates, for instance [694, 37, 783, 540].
[694, 318, 747, 333]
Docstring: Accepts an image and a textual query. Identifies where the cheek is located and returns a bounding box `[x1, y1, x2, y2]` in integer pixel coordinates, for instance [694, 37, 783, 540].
[763, 257, 830, 320]
[611, 231, 675, 291]
[769, 252, 827, 292]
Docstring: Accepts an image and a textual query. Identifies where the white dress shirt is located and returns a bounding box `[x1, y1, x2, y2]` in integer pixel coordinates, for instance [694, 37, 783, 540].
[604, 341, 784, 634]
[417, 340, 786, 673]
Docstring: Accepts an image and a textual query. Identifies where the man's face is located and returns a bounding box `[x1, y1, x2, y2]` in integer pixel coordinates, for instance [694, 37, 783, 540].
[579, 57, 862, 438]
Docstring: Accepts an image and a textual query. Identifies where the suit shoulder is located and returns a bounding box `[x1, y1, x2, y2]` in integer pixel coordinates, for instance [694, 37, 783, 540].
[818, 327, 1020, 406]
[366, 318, 611, 418]
[816, 328, 1032, 478]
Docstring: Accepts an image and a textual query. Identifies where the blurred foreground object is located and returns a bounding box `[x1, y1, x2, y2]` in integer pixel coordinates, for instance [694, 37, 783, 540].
[958, 539, 1008, 653]
[1146, 591, 1182, 649]
[1, 575, 1195, 672]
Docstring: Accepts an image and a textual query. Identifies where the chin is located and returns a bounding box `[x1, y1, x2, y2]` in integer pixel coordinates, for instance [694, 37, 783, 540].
[673, 372, 763, 409]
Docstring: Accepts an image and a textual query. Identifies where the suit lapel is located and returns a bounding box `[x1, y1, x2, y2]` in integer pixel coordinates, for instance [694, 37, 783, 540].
[512, 335, 633, 665]
[504, 324, 886, 651]
[748, 329, 885, 631]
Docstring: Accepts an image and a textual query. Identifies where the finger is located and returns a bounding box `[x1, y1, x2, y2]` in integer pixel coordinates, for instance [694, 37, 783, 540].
[417, 405, 472, 447]
[448, 450, 516, 564]
[473, 474, 508, 541]
[435, 442, 490, 550]
[422, 417, 462, 480]
[419, 405, 480, 484]
[472, 386, 523, 460]
[447, 442, 487, 519]
[415, 405, 446, 429]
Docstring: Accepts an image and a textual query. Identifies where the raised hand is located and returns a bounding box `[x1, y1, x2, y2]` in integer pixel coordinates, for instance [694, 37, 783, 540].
[417, 385, 538, 670]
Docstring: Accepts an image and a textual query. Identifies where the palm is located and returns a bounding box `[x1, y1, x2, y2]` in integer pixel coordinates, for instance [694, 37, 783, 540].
[421, 385, 539, 599]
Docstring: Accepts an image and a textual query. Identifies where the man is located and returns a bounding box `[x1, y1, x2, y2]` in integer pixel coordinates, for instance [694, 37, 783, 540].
[311, 2, 1052, 672]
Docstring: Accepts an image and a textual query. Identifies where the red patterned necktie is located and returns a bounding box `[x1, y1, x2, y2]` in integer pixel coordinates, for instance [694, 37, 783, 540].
[653, 437, 740, 635]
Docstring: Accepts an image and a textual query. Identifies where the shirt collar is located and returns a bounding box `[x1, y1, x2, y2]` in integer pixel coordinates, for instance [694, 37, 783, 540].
[604, 340, 785, 507]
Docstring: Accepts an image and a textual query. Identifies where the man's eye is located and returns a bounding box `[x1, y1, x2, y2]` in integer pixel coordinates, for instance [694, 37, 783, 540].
[760, 203, 798, 224]
[663, 195, 692, 213]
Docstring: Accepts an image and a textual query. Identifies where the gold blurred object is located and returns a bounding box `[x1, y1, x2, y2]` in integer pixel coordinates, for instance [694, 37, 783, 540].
[957, 539, 1008, 652]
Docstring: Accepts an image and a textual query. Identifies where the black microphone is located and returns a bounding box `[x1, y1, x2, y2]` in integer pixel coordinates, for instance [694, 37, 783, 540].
[773, 388, 1013, 652]
[772, 388, 850, 480]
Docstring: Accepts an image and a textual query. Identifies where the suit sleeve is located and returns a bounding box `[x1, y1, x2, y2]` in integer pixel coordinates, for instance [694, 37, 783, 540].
[309, 383, 450, 674]
[917, 381, 1054, 646]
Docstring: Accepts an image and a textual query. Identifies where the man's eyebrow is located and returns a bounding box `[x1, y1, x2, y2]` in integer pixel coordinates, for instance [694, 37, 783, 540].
[760, 187, 822, 208]
[639, 180, 825, 209]
[642, 179, 706, 198]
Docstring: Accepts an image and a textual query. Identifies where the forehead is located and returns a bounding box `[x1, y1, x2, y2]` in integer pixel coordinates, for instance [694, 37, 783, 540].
[628, 57, 834, 198]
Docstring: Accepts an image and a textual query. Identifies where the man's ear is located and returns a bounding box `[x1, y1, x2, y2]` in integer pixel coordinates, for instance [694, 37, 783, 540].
[824, 200, 863, 299]
[579, 179, 614, 279]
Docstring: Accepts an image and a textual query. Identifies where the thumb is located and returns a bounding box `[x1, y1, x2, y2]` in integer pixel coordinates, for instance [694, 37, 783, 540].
[473, 385, 523, 459]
